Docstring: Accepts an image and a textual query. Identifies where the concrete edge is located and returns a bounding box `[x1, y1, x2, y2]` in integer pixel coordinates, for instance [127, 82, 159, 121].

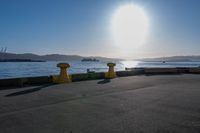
[1, 67, 200, 88]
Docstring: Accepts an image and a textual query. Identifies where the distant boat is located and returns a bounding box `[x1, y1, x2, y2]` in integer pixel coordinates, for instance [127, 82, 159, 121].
[81, 58, 99, 62]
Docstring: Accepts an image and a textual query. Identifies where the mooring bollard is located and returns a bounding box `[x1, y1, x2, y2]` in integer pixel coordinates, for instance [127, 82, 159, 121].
[52, 63, 71, 83]
[105, 63, 116, 78]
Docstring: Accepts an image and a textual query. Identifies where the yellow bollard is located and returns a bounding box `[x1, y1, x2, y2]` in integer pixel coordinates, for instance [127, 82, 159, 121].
[105, 63, 116, 79]
[52, 63, 71, 83]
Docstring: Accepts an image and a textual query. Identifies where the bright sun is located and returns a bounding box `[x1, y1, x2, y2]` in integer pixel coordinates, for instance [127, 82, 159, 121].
[111, 4, 149, 49]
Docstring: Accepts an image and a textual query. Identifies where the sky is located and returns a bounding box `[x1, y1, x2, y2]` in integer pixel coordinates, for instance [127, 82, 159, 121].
[0, 0, 200, 59]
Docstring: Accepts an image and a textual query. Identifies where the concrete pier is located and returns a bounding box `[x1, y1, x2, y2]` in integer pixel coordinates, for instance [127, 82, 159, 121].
[1, 74, 200, 133]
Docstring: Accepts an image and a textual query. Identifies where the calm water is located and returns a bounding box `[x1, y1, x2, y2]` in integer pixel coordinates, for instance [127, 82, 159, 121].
[1, 60, 200, 79]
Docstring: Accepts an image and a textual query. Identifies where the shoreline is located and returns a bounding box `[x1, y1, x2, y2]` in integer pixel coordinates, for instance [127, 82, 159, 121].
[1, 67, 200, 88]
[0, 59, 45, 62]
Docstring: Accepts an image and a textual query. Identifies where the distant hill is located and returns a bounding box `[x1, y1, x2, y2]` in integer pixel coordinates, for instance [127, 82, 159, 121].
[140, 56, 200, 62]
[0, 52, 122, 62]
[1, 52, 200, 62]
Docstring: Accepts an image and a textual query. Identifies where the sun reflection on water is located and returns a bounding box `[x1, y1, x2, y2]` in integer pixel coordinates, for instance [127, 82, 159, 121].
[121, 60, 139, 68]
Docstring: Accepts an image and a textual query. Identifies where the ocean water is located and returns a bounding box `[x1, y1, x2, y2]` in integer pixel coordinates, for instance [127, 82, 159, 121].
[0, 60, 200, 79]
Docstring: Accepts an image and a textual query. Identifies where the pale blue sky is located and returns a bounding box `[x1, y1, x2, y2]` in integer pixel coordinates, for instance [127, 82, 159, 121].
[0, 0, 200, 59]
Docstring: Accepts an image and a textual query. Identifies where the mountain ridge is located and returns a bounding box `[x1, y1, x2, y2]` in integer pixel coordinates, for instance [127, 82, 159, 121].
[1, 52, 200, 62]
[0, 52, 122, 61]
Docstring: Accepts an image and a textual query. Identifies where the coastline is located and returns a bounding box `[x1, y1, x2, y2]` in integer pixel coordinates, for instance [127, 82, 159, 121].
[0, 59, 45, 62]
[1, 67, 200, 88]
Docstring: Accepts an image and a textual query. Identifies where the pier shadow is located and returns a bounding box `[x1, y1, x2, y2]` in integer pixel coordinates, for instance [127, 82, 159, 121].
[98, 79, 111, 84]
[5, 84, 53, 97]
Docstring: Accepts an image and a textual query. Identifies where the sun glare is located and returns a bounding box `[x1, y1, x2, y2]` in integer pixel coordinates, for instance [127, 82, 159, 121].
[111, 4, 149, 49]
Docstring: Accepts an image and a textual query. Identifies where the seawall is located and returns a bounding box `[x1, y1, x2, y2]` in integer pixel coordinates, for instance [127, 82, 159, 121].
[0, 67, 200, 88]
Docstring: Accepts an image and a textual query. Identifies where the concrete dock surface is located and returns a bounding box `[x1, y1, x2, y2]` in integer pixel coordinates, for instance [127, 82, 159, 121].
[1, 74, 200, 133]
